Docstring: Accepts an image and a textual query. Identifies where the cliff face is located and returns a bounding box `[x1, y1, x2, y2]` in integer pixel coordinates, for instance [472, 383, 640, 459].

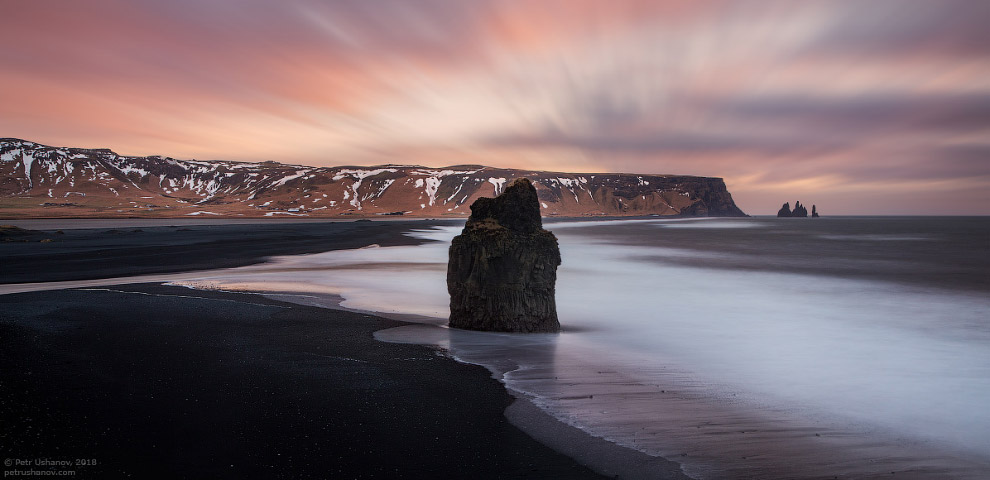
[447, 178, 561, 333]
[0, 138, 746, 218]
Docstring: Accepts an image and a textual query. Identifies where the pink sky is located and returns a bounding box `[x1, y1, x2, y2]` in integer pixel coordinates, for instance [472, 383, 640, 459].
[2, 0, 988, 214]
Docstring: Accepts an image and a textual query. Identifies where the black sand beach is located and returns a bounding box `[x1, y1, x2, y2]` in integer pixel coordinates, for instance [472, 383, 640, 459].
[0, 221, 620, 479]
[1, 219, 462, 284]
[1, 284, 612, 479]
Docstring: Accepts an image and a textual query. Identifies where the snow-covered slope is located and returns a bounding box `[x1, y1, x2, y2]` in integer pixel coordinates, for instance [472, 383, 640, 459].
[0, 138, 746, 218]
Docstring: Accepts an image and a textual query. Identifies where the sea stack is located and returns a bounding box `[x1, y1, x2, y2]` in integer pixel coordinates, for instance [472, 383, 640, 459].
[447, 178, 561, 333]
[777, 202, 792, 217]
[778, 201, 811, 217]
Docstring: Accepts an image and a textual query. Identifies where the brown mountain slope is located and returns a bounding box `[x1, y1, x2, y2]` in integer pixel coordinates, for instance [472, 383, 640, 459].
[0, 138, 746, 218]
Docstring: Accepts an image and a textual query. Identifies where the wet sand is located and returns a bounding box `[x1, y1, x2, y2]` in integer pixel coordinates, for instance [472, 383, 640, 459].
[0, 220, 682, 479]
[1, 219, 461, 284]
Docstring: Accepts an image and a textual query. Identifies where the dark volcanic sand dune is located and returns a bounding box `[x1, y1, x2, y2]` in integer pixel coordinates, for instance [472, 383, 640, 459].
[0, 284, 606, 479]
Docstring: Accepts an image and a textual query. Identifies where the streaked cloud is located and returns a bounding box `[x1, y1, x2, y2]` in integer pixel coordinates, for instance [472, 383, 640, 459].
[1, 0, 987, 214]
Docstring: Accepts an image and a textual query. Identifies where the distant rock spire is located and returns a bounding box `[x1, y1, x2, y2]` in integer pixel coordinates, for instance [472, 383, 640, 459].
[777, 202, 792, 217]
[778, 200, 815, 217]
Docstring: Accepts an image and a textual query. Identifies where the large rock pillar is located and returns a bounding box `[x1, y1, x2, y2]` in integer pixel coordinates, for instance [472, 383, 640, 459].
[447, 178, 561, 333]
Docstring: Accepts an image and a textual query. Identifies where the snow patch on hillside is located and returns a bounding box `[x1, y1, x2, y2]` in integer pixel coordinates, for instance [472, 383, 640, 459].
[488, 177, 506, 195]
[1, 148, 20, 162]
[333, 168, 397, 209]
[271, 169, 310, 187]
[424, 177, 442, 206]
[22, 153, 36, 188]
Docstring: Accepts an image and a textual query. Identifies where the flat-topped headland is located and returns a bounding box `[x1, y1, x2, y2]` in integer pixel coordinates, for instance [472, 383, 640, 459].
[1, 137, 746, 219]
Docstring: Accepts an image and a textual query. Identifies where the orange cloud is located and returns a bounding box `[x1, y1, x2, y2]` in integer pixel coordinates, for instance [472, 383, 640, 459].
[2, 0, 988, 213]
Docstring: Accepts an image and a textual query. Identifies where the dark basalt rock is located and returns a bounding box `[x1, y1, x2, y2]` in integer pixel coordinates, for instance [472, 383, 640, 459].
[812, 204, 820, 218]
[777, 202, 792, 217]
[447, 178, 561, 333]
[778, 200, 812, 217]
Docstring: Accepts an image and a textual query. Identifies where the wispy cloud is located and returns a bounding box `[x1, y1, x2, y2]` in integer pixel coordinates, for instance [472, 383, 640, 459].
[1, 0, 987, 213]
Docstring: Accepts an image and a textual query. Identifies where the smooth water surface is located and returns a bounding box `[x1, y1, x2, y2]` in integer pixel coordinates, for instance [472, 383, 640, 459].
[175, 216, 990, 479]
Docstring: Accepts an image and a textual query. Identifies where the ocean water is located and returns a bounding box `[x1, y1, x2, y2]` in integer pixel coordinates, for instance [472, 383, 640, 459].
[174, 216, 990, 479]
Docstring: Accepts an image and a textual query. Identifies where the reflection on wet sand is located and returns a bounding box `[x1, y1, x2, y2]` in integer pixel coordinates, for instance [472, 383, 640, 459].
[376, 324, 987, 479]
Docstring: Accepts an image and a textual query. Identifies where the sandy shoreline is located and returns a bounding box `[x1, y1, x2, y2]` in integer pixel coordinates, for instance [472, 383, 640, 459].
[146, 218, 990, 479]
[0, 219, 688, 479]
[1, 219, 463, 284]
[0, 284, 617, 479]
[7, 218, 989, 479]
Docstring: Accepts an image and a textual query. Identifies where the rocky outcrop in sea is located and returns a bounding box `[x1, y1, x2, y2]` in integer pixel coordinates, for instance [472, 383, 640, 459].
[777, 201, 813, 217]
[777, 202, 792, 217]
[447, 178, 561, 333]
